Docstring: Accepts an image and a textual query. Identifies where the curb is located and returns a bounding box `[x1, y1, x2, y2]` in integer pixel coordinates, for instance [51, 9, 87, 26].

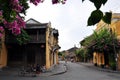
[93, 66, 120, 74]
[78, 62, 120, 74]
[51, 64, 67, 76]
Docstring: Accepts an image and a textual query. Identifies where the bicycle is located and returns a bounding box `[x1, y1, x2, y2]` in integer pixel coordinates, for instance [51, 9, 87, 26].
[18, 66, 36, 77]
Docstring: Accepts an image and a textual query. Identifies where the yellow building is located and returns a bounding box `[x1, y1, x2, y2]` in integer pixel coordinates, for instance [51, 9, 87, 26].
[0, 18, 60, 69]
[0, 33, 7, 68]
[93, 13, 120, 70]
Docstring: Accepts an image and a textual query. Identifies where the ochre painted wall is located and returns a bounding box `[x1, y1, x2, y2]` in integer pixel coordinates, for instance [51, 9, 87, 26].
[0, 43, 7, 67]
[0, 33, 7, 68]
[94, 13, 120, 70]
[46, 27, 51, 69]
[110, 17, 120, 70]
[0, 22, 60, 70]
[93, 52, 105, 66]
[45, 25, 59, 69]
[118, 53, 120, 70]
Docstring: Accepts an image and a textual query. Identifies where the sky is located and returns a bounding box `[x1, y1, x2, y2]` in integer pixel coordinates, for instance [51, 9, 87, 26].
[25, 0, 120, 51]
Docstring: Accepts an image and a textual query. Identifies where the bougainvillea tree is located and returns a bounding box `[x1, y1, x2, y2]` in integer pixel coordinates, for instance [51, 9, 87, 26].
[0, 0, 110, 39]
[0, 0, 67, 39]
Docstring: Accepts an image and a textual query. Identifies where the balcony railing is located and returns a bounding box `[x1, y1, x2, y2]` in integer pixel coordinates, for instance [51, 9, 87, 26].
[5, 34, 46, 44]
[28, 34, 46, 43]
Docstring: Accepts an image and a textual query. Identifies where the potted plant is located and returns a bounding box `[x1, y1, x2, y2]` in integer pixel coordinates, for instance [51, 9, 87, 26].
[110, 62, 116, 70]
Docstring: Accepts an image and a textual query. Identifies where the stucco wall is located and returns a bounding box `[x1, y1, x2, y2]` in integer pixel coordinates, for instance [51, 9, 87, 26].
[93, 52, 105, 66]
[118, 53, 120, 70]
[1, 43, 7, 67]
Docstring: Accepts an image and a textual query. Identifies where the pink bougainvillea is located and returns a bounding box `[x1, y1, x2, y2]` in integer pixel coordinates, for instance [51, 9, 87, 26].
[52, 0, 67, 4]
[3, 15, 26, 35]
[0, 26, 4, 32]
[0, 0, 66, 38]
[10, 0, 23, 12]
[30, 0, 44, 5]
[0, 11, 2, 16]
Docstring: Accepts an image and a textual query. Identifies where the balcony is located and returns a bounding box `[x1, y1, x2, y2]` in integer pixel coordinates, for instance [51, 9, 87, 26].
[28, 34, 46, 43]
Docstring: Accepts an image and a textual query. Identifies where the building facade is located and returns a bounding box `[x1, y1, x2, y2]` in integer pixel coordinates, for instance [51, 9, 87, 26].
[0, 18, 60, 69]
[93, 13, 120, 70]
[62, 46, 78, 62]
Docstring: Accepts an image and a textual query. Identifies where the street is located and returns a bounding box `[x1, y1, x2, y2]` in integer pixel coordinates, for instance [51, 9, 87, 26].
[44, 62, 120, 80]
[0, 61, 120, 80]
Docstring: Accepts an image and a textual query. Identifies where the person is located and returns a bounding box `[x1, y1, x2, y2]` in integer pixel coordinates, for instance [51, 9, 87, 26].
[36, 64, 40, 74]
[65, 58, 67, 64]
[32, 64, 36, 72]
[71, 58, 74, 62]
[41, 65, 46, 73]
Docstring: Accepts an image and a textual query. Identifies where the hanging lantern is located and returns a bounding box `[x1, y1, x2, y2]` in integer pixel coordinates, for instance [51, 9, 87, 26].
[41, 44, 44, 48]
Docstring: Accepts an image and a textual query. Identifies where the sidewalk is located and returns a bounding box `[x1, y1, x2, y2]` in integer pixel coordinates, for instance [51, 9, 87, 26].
[0, 61, 67, 77]
[39, 61, 67, 76]
[76, 62, 120, 74]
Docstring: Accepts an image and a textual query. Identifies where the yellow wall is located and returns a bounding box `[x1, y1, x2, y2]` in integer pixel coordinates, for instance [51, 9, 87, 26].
[115, 21, 120, 38]
[118, 53, 120, 70]
[93, 52, 97, 64]
[45, 24, 60, 69]
[110, 14, 120, 70]
[0, 33, 7, 68]
[46, 25, 51, 69]
[0, 22, 59, 70]
[0, 43, 7, 67]
[94, 13, 120, 69]
[56, 50, 59, 64]
[93, 52, 105, 66]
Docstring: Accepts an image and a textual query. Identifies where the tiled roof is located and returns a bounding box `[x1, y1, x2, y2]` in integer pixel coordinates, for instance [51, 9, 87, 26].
[25, 18, 49, 29]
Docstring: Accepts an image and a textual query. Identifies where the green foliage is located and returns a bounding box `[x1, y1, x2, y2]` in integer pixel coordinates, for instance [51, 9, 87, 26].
[102, 12, 112, 24]
[109, 53, 116, 70]
[88, 10, 103, 26]
[93, 28, 112, 52]
[75, 48, 85, 61]
[2, 1, 15, 22]
[81, 28, 120, 54]
[83, 0, 111, 26]
[82, 0, 85, 2]
[16, 29, 31, 45]
[80, 34, 95, 48]
[75, 48, 93, 62]
[0, 0, 29, 22]
[110, 62, 116, 70]
[20, 0, 29, 15]
[58, 52, 63, 56]
[89, 0, 108, 10]
[75, 48, 84, 57]
[92, 28, 120, 53]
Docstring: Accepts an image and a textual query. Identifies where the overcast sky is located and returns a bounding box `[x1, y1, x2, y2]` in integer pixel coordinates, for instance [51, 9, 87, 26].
[25, 0, 120, 51]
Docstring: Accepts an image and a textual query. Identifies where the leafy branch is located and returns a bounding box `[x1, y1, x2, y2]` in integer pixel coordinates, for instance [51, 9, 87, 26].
[83, 0, 112, 26]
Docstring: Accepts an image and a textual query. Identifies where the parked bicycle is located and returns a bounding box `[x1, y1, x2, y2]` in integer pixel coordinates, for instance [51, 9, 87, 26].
[18, 65, 37, 77]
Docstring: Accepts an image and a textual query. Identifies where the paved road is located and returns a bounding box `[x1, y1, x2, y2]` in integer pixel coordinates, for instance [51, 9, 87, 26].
[44, 62, 120, 80]
[0, 61, 120, 80]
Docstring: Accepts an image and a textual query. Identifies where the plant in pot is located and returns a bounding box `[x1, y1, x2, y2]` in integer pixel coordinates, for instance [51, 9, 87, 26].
[110, 62, 116, 70]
